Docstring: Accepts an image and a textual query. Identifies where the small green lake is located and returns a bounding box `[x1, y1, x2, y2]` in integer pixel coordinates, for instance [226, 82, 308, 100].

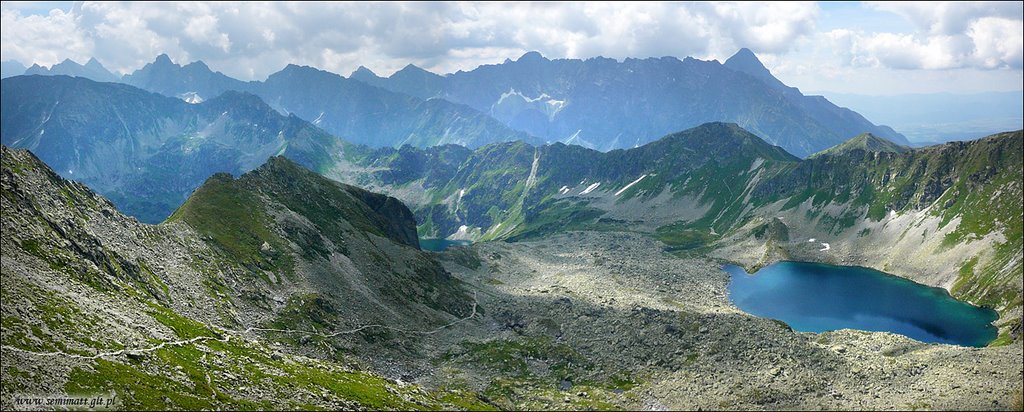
[724, 261, 998, 347]
[419, 238, 472, 252]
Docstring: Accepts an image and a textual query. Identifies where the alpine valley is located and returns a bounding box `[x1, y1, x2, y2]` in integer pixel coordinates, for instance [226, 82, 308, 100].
[1, 47, 1021, 411]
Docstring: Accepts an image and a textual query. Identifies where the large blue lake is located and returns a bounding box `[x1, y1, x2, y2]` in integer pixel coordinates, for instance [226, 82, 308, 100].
[419, 238, 472, 252]
[724, 261, 998, 347]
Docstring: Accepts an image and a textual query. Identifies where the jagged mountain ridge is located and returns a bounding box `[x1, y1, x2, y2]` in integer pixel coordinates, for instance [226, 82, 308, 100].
[1, 145, 481, 409]
[336, 122, 803, 241]
[122, 54, 251, 103]
[117, 55, 535, 149]
[24, 57, 120, 83]
[30, 51, 906, 157]
[350, 49, 908, 157]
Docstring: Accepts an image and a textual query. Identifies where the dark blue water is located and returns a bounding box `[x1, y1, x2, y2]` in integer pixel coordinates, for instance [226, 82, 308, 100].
[724, 261, 998, 347]
[419, 238, 472, 252]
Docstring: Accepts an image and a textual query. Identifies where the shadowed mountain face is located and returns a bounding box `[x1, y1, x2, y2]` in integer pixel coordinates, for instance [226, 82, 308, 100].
[1, 146, 480, 408]
[1, 75, 347, 223]
[348, 49, 908, 157]
[119, 55, 535, 149]
[1, 145, 471, 339]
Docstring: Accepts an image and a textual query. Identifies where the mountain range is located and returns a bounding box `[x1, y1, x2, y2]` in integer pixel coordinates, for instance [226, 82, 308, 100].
[2, 74, 1020, 332]
[23, 57, 121, 83]
[2, 124, 1021, 409]
[0, 75, 346, 223]
[331, 124, 1022, 333]
[1, 52, 1022, 410]
[8, 49, 907, 157]
[350, 48, 908, 156]
[121, 54, 535, 149]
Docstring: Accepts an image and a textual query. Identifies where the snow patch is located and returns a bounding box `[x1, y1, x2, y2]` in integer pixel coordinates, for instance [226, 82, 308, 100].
[819, 243, 831, 251]
[615, 174, 648, 196]
[748, 158, 765, 173]
[180, 92, 204, 104]
[579, 182, 601, 195]
[565, 129, 583, 145]
[524, 149, 540, 193]
[558, 185, 571, 195]
[313, 111, 325, 125]
[808, 238, 816, 242]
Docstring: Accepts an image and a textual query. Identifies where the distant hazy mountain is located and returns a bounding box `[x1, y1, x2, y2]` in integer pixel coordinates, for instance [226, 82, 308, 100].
[350, 64, 446, 100]
[121, 55, 534, 148]
[122, 54, 252, 103]
[350, 49, 907, 157]
[23, 58, 120, 83]
[1, 75, 346, 223]
[0, 60, 26, 79]
[820, 91, 1024, 145]
[257, 64, 536, 148]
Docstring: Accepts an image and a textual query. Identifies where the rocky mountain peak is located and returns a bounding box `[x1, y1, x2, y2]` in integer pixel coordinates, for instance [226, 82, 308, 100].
[811, 132, 911, 157]
[153, 53, 175, 66]
[350, 65, 379, 79]
[516, 51, 547, 63]
[724, 47, 788, 91]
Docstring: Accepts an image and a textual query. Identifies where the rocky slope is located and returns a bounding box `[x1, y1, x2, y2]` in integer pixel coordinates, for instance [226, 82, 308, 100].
[719, 130, 1023, 342]
[1, 146, 483, 409]
[435, 231, 1022, 410]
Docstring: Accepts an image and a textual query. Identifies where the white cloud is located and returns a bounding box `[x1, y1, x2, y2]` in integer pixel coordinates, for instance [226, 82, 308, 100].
[0, 1, 819, 79]
[839, 1, 1024, 70]
[1, 1, 1019, 95]
[0, 7, 93, 67]
[968, 17, 1024, 69]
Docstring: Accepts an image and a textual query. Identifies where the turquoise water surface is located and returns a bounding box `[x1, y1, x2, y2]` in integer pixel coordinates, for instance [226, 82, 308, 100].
[724, 261, 998, 347]
[419, 238, 472, 252]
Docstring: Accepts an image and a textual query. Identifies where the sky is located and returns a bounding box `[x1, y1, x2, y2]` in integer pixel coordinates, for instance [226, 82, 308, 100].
[1, 1, 1022, 95]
